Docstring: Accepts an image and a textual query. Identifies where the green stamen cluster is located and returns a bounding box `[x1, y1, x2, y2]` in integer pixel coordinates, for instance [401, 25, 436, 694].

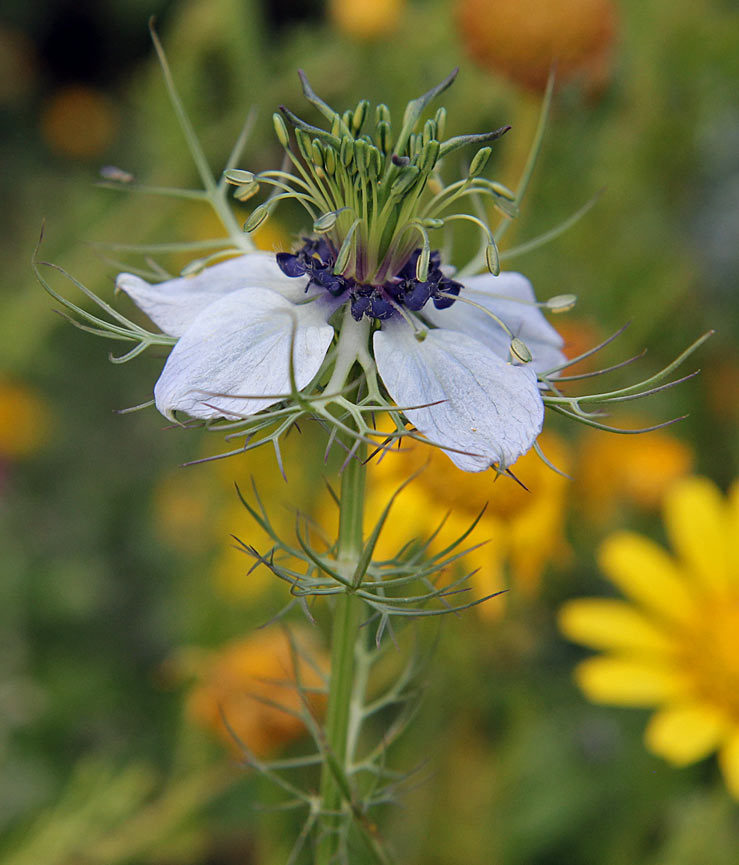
[229, 69, 515, 285]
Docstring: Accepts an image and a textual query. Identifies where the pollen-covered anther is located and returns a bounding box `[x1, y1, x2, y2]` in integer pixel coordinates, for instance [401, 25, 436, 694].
[546, 294, 577, 313]
[510, 337, 533, 364]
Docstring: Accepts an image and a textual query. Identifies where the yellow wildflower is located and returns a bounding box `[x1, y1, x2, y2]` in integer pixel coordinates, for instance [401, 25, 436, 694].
[152, 429, 317, 599]
[559, 476, 739, 799]
[0, 379, 49, 458]
[574, 422, 694, 522]
[353, 430, 571, 617]
[186, 626, 328, 757]
[327, 0, 404, 40]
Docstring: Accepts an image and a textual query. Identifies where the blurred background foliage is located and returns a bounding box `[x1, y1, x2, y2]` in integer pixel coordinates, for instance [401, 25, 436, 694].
[0, 0, 738, 862]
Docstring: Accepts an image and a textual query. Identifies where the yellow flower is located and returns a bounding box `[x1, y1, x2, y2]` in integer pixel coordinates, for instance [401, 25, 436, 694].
[0, 379, 49, 458]
[559, 476, 739, 799]
[327, 0, 404, 40]
[574, 422, 694, 522]
[351, 430, 571, 618]
[456, 0, 618, 93]
[152, 429, 318, 599]
[185, 626, 328, 757]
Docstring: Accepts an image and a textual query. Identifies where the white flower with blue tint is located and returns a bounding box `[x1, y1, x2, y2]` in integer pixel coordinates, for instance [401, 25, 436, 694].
[117, 248, 563, 471]
[41, 63, 708, 473]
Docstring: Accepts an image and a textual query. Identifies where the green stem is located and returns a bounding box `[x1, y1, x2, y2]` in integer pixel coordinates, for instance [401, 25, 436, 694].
[315, 441, 367, 864]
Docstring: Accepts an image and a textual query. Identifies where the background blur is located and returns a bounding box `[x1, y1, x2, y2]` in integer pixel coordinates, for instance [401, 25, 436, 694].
[1, 0, 738, 863]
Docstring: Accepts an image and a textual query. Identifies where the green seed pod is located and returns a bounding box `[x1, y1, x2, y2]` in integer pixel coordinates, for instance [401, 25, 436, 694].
[510, 337, 532, 364]
[469, 147, 492, 178]
[416, 217, 444, 229]
[331, 114, 343, 138]
[223, 168, 255, 185]
[272, 112, 290, 148]
[546, 294, 577, 313]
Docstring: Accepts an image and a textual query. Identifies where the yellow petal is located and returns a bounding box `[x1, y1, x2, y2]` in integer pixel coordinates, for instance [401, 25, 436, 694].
[558, 599, 676, 654]
[718, 728, 739, 800]
[727, 481, 739, 583]
[598, 532, 694, 624]
[574, 656, 688, 706]
[644, 702, 729, 766]
[663, 476, 732, 595]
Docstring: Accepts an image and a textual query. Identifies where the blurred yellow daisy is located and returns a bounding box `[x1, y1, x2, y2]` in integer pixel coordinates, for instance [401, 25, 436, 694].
[152, 428, 318, 600]
[185, 626, 328, 758]
[345, 430, 571, 618]
[574, 421, 694, 523]
[0, 379, 49, 459]
[559, 476, 739, 799]
[328, 0, 404, 40]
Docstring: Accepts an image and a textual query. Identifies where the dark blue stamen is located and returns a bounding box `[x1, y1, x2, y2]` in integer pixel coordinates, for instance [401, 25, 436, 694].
[276, 243, 462, 321]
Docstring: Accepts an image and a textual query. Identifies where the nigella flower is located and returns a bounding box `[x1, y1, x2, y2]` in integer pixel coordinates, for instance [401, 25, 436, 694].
[47, 66, 706, 474]
[115, 70, 571, 473]
[117, 246, 564, 472]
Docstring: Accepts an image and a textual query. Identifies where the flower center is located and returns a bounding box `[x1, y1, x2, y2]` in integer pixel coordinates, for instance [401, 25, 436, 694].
[276, 241, 462, 322]
[681, 595, 739, 720]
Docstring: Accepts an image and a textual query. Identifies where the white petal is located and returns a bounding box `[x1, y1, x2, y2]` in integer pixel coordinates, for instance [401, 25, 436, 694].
[117, 253, 311, 338]
[154, 288, 334, 420]
[425, 272, 566, 373]
[374, 319, 544, 472]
